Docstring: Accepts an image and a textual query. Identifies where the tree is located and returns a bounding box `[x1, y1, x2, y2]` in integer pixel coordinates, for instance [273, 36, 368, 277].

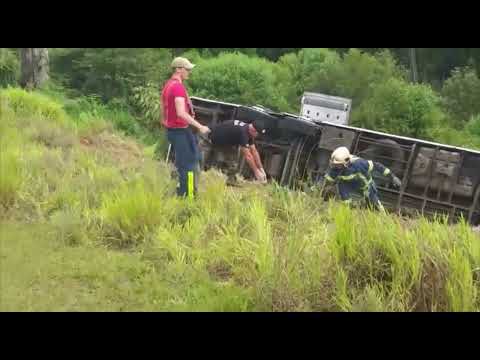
[19, 48, 49, 90]
[409, 48, 418, 83]
[352, 78, 444, 139]
[302, 48, 406, 108]
[186, 52, 290, 111]
[441, 66, 480, 126]
[0, 48, 19, 87]
[256, 48, 301, 61]
[49, 48, 172, 103]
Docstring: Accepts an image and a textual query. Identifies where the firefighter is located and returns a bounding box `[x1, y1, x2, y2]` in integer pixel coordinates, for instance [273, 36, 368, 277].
[200, 120, 267, 185]
[321, 146, 403, 212]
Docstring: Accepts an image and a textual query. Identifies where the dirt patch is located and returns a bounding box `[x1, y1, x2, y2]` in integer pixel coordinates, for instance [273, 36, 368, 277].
[207, 261, 233, 282]
[80, 131, 144, 170]
[413, 257, 449, 312]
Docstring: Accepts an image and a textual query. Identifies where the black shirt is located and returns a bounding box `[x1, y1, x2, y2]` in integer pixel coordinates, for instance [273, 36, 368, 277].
[210, 120, 253, 147]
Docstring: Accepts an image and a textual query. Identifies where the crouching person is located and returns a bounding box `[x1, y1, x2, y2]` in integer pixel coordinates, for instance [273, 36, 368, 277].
[321, 146, 402, 212]
[201, 120, 267, 186]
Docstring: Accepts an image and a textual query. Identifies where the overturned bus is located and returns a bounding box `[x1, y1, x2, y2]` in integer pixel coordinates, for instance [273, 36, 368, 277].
[186, 95, 480, 226]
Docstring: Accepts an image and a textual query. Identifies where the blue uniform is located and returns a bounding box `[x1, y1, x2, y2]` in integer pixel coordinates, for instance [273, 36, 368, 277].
[324, 157, 392, 210]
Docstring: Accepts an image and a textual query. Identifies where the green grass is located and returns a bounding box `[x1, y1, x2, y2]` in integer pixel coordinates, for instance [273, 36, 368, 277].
[1, 87, 68, 125]
[0, 143, 23, 209]
[1, 87, 479, 312]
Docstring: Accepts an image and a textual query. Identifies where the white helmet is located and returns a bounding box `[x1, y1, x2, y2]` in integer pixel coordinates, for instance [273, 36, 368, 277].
[330, 147, 351, 165]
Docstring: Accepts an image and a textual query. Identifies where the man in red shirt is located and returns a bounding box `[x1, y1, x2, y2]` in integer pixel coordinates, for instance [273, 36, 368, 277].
[161, 57, 210, 199]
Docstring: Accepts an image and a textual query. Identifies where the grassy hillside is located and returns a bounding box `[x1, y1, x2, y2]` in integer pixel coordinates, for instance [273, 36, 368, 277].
[1, 88, 479, 312]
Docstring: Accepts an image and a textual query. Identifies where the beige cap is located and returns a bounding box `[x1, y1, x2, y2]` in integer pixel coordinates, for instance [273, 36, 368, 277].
[171, 57, 195, 70]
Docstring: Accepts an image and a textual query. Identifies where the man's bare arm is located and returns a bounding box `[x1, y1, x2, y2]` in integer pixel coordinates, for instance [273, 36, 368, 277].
[249, 144, 264, 171]
[240, 147, 258, 171]
[175, 97, 210, 134]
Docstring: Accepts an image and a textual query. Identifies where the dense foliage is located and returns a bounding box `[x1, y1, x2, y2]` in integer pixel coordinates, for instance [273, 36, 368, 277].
[2, 47, 480, 150]
[441, 66, 480, 126]
[0, 48, 19, 87]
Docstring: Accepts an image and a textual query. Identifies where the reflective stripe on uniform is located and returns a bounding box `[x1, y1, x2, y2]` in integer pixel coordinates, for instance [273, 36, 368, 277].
[338, 172, 372, 192]
[357, 173, 373, 196]
[325, 175, 335, 182]
[368, 160, 374, 174]
[338, 174, 358, 181]
[377, 200, 386, 214]
[383, 168, 391, 176]
[187, 171, 194, 199]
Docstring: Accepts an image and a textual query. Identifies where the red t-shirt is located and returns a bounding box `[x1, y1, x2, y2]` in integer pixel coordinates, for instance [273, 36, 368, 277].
[161, 77, 194, 129]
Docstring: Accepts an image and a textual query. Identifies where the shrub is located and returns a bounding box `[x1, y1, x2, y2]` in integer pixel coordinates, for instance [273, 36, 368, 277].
[63, 94, 145, 139]
[273, 48, 407, 113]
[131, 82, 161, 129]
[99, 172, 176, 248]
[465, 114, 480, 138]
[352, 78, 445, 139]
[274, 52, 306, 113]
[186, 52, 290, 111]
[301, 48, 342, 95]
[431, 126, 470, 148]
[441, 66, 480, 126]
[49, 48, 172, 103]
[302, 48, 406, 107]
[0, 87, 68, 125]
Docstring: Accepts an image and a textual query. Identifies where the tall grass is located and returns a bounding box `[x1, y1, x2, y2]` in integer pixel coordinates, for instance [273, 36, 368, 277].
[0, 102, 24, 211]
[0, 144, 23, 209]
[99, 178, 175, 247]
[0, 87, 68, 126]
[1, 87, 479, 312]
